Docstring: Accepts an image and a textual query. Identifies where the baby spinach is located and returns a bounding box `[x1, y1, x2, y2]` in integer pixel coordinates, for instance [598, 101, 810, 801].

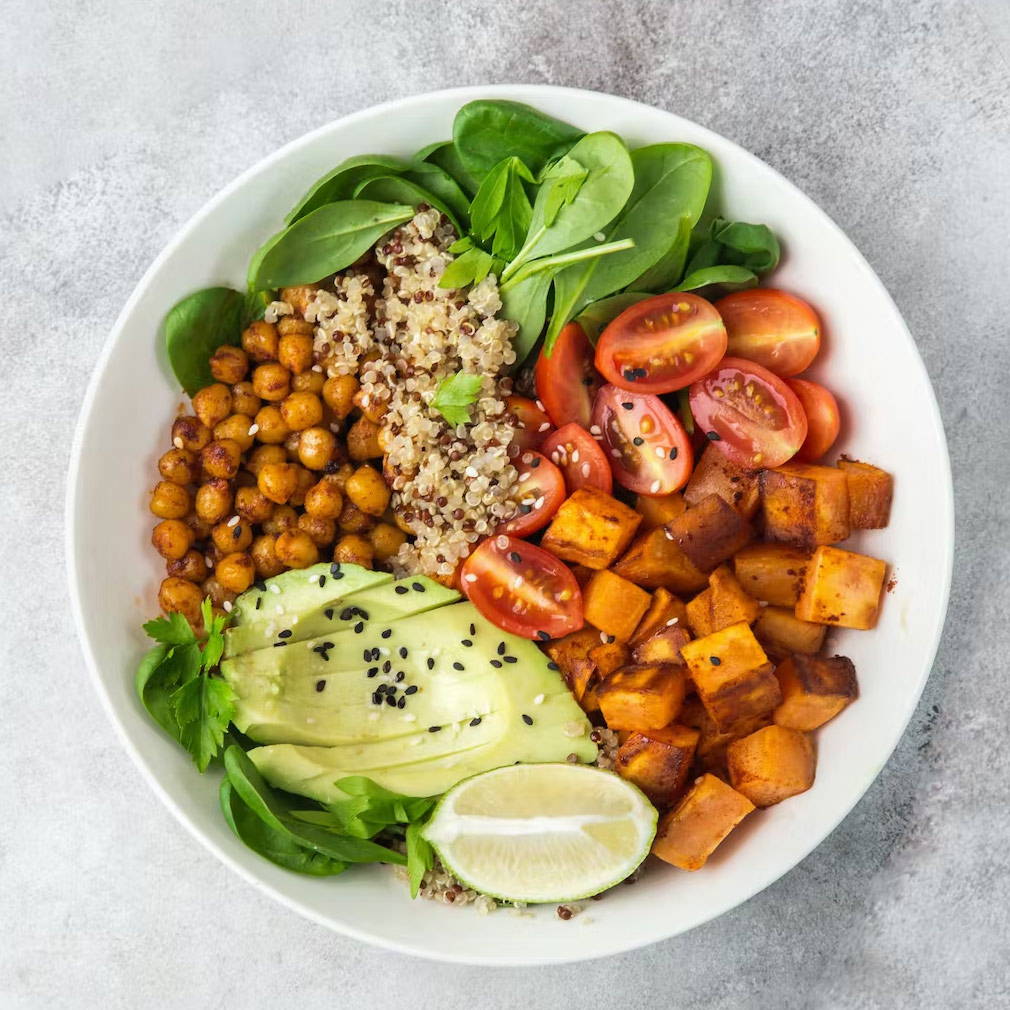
[453, 99, 583, 180]
[354, 176, 463, 235]
[685, 217, 780, 277]
[285, 154, 408, 224]
[676, 264, 757, 292]
[406, 821, 435, 898]
[575, 291, 651, 343]
[628, 216, 692, 293]
[163, 287, 247, 395]
[415, 140, 479, 197]
[501, 238, 635, 291]
[500, 271, 552, 367]
[404, 161, 472, 229]
[250, 200, 414, 290]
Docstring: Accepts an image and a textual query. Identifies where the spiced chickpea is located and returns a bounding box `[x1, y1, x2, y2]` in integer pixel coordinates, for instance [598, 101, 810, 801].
[344, 465, 390, 516]
[171, 415, 211, 453]
[242, 320, 279, 362]
[250, 534, 285, 578]
[192, 383, 233, 430]
[254, 404, 290, 445]
[393, 508, 415, 535]
[247, 444, 287, 475]
[200, 438, 242, 480]
[275, 530, 319, 569]
[158, 577, 204, 626]
[263, 504, 298, 535]
[278, 333, 314, 375]
[234, 485, 274, 524]
[327, 462, 355, 492]
[333, 534, 373, 569]
[209, 344, 249, 384]
[252, 362, 291, 402]
[297, 513, 336, 547]
[322, 374, 359, 421]
[158, 447, 200, 485]
[280, 391, 323, 432]
[150, 480, 190, 519]
[166, 549, 209, 583]
[297, 426, 338, 470]
[185, 512, 213, 541]
[292, 370, 325, 394]
[369, 523, 407, 563]
[194, 478, 233, 524]
[288, 465, 315, 507]
[277, 315, 314, 337]
[283, 431, 302, 457]
[257, 462, 298, 504]
[201, 576, 235, 609]
[213, 414, 255, 452]
[279, 285, 318, 316]
[215, 551, 256, 593]
[337, 500, 376, 534]
[211, 518, 253, 554]
[352, 388, 388, 424]
[346, 416, 383, 460]
[304, 476, 344, 519]
[151, 518, 194, 560]
[231, 381, 261, 416]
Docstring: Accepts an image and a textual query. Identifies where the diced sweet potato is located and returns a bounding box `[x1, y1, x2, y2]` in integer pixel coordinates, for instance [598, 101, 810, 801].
[613, 527, 708, 593]
[685, 589, 715, 638]
[727, 725, 815, 807]
[651, 773, 755, 870]
[774, 654, 858, 731]
[681, 622, 781, 729]
[597, 663, 687, 731]
[760, 463, 850, 549]
[753, 606, 826, 659]
[616, 724, 700, 807]
[589, 641, 631, 678]
[541, 488, 641, 569]
[630, 588, 688, 646]
[543, 628, 600, 711]
[838, 460, 893, 529]
[632, 625, 691, 665]
[583, 569, 651, 642]
[733, 543, 810, 606]
[684, 445, 761, 520]
[635, 491, 687, 529]
[708, 565, 761, 629]
[666, 494, 753, 572]
[681, 697, 772, 776]
[795, 545, 887, 629]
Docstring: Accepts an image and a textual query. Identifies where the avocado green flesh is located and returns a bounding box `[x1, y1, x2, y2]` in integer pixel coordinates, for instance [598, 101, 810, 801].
[224, 601, 597, 800]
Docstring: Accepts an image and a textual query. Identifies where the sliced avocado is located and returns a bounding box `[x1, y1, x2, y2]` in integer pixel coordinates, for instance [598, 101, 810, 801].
[223, 602, 597, 799]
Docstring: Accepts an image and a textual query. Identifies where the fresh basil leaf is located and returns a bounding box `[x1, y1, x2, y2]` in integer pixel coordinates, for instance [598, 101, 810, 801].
[171, 674, 235, 773]
[285, 154, 409, 224]
[406, 821, 435, 899]
[354, 176, 463, 236]
[415, 140, 480, 198]
[163, 287, 247, 396]
[675, 264, 757, 292]
[430, 371, 484, 426]
[500, 271, 552, 368]
[251, 201, 414, 290]
[575, 291, 651, 344]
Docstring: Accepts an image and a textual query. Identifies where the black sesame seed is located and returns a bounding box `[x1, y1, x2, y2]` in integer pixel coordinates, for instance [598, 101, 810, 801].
[412, 582, 425, 592]
[354, 622, 364, 634]
[394, 585, 409, 595]
[530, 458, 541, 468]
[428, 725, 442, 733]
[504, 656, 518, 664]
[518, 504, 532, 514]
[318, 575, 327, 588]
[404, 685, 418, 695]
[508, 551, 521, 563]
[498, 642, 506, 655]
[621, 401, 633, 410]
[376, 684, 388, 694]
[706, 430, 721, 441]
[399, 646, 408, 659]
[273, 642, 286, 648]
[255, 580, 267, 592]
[385, 694, 397, 707]
[470, 717, 482, 727]
[355, 609, 369, 621]
[318, 651, 330, 662]
[322, 641, 334, 649]
[330, 562, 341, 575]
[547, 662, 559, 671]
[623, 368, 638, 381]
[397, 697, 406, 709]
[382, 660, 392, 673]
[278, 629, 292, 639]
[381, 628, 392, 639]
[461, 639, 473, 647]
[232, 525, 242, 540]
[340, 608, 353, 621]
[669, 446, 679, 460]
[469, 623, 476, 635]
[362, 649, 371, 661]
[522, 714, 534, 726]
[536, 630, 550, 641]
[325, 608, 334, 620]
[367, 667, 378, 678]
[395, 671, 405, 682]
[255, 598, 262, 610]
[710, 656, 722, 665]
[315, 680, 325, 692]
[453, 662, 464, 671]
[490, 659, 502, 668]
[426, 658, 435, 670]
[371, 692, 382, 705]
[633, 436, 644, 446]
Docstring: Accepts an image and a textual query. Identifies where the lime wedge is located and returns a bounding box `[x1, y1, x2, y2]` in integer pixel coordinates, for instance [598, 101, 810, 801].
[422, 763, 658, 903]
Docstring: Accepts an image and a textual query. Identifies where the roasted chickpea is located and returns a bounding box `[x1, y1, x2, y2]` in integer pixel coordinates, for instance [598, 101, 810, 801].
[333, 534, 373, 569]
[171, 415, 211, 453]
[280, 391, 323, 432]
[252, 362, 291, 402]
[257, 462, 298, 504]
[297, 513, 336, 547]
[288, 465, 315, 507]
[344, 465, 390, 516]
[209, 344, 249, 384]
[194, 478, 233, 524]
[234, 485, 274, 524]
[215, 551, 256, 593]
[263, 504, 298, 535]
[200, 438, 242, 480]
[278, 333, 314, 375]
[322, 374, 359, 421]
[211, 518, 253, 554]
[250, 533, 285, 578]
[185, 513, 213, 541]
[292, 370, 325, 394]
[275, 530, 319, 569]
[327, 462, 355, 492]
[242, 320, 279, 362]
[231, 381, 261, 416]
[304, 476, 344, 519]
[166, 549, 209, 583]
[279, 285, 318, 316]
[150, 480, 191, 519]
[253, 404, 290, 445]
[158, 577, 204, 626]
[151, 518, 194, 560]
[247, 444, 287, 475]
[192, 383, 233, 430]
[297, 426, 338, 470]
[213, 413, 255, 452]
[277, 315, 314, 337]
[369, 523, 407, 563]
[201, 576, 236, 609]
[283, 431, 302, 458]
[352, 388, 387, 424]
[337, 500, 376, 534]
[346, 416, 383, 460]
[158, 447, 200, 485]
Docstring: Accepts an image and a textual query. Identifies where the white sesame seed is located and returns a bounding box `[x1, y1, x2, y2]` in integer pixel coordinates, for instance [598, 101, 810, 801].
[535, 400, 546, 412]
[550, 451, 561, 464]
[666, 617, 679, 626]
[589, 425, 601, 436]
[226, 515, 240, 527]
[533, 496, 545, 509]
[521, 452, 533, 464]
[655, 446, 666, 458]
[307, 573, 319, 584]
[464, 573, 478, 583]
[311, 364, 323, 373]
[518, 471, 531, 483]
[223, 600, 233, 612]
[270, 584, 281, 594]
[581, 462, 591, 478]
[247, 423, 259, 435]
[593, 231, 605, 241]
[533, 693, 545, 705]
[205, 556, 214, 567]
[664, 529, 675, 540]
[538, 422, 551, 433]
[173, 436, 184, 449]
[650, 479, 662, 493]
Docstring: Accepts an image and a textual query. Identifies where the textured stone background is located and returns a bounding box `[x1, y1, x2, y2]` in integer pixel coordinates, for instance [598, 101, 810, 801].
[2, 0, 1009, 1006]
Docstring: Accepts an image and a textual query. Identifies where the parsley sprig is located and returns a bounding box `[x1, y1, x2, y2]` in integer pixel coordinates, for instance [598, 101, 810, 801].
[430, 371, 484, 426]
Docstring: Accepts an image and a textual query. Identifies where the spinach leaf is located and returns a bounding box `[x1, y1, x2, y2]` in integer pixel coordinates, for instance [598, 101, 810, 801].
[675, 264, 757, 292]
[684, 218, 781, 278]
[501, 238, 634, 292]
[250, 201, 414, 290]
[430, 371, 484, 426]
[221, 780, 348, 877]
[500, 271, 552, 367]
[285, 154, 409, 224]
[628, 215, 692, 292]
[163, 287, 247, 396]
[404, 161, 472, 230]
[354, 176, 463, 235]
[575, 291, 651, 344]
[406, 821, 435, 898]
[415, 140, 479, 198]
[453, 99, 583, 180]
[292, 778, 437, 841]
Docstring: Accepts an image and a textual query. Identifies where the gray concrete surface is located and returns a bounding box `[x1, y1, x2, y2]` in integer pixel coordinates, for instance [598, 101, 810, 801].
[2, 0, 1008, 1006]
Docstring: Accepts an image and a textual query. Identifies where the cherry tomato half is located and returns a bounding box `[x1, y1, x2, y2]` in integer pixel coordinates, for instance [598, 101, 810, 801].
[535, 322, 603, 429]
[591, 385, 693, 496]
[461, 534, 584, 640]
[688, 357, 808, 470]
[498, 451, 566, 537]
[595, 292, 727, 394]
[787, 378, 841, 462]
[541, 423, 613, 494]
[506, 395, 553, 453]
[715, 288, 821, 376]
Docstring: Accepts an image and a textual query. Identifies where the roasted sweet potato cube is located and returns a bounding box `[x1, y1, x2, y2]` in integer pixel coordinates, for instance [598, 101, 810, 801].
[727, 725, 815, 807]
[733, 543, 810, 606]
[685, 589, 715, 638]
[838, 460, 893, 529]
[635, 491, 687, 529]
[583, 569, 651, 642]
[630, 588, 688, 646]
[651, 773, 755, 870]
[760, 463, 850, 549]
[753, 606, 826, 659]
[615, 724, 700, 807]
[667, 494, 753, 572]
[709, 565, 761, 629]
[682, 622, 780, 729]
[589, 641, 631, 678]
[795, 545, 887, 629]
[681, 696, 772, 776]
[774, 654, 858, 731]
[684, 445, 761, 519]
[597, 663, 686, 731]
[541, 488, 641, 569]
[632, 625, 691, 665]
[543, 628, 600, 709]
[613, 527, 708, 592]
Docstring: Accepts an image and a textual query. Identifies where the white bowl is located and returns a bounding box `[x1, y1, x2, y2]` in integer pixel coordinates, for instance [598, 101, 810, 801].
[67, 84, 953, 965]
